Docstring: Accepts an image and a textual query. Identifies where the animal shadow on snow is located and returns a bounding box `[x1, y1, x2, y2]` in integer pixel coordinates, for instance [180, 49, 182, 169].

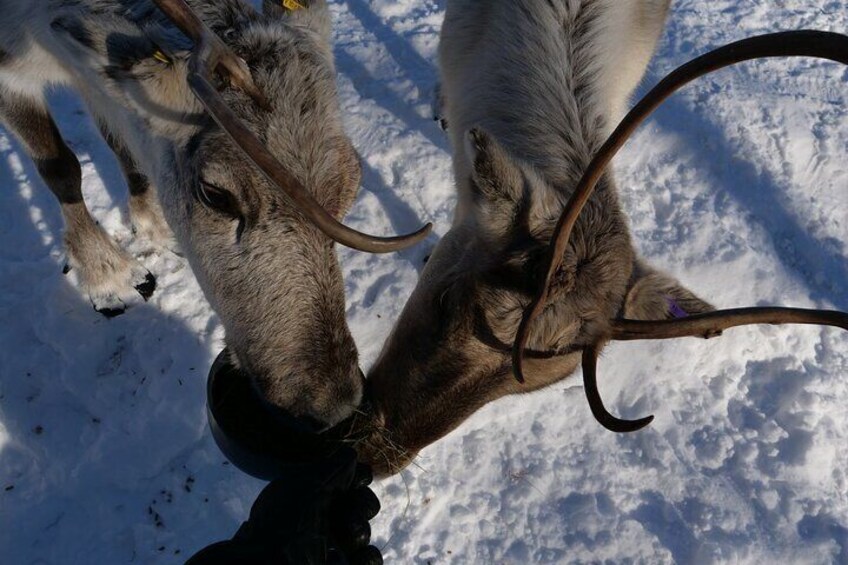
[0, 90, 240, 563]
[638, 74, 848, 312]
[342, 0, 447, 151]
[336, 0, 447, 267]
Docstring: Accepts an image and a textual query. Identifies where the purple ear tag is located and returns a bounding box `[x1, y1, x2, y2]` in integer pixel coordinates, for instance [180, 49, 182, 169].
[665, 296, 689, 319]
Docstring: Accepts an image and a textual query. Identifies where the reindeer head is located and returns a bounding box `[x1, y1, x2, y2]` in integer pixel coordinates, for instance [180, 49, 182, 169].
[364, 125, 713, 471]
[53, 0, 429, 429]
[363, 27, 848, 475]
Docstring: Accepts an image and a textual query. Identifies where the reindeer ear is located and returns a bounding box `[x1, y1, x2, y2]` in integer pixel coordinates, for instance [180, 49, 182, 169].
[464, 128, 523, 205]
[623, 259, 714, 320]
[262, 0, 330, 38]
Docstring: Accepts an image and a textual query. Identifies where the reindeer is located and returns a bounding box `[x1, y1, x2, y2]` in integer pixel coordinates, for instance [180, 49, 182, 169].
[0, 0, 429, 430]
[350, 1, 848, 476]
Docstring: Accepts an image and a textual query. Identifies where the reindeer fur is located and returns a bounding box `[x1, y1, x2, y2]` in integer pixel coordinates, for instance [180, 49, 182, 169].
[0, 0, 363, 428]
[360, 0, 714, 475]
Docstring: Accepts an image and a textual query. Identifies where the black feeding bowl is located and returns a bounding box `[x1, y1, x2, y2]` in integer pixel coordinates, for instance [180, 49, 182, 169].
[206, 349, 348, 480]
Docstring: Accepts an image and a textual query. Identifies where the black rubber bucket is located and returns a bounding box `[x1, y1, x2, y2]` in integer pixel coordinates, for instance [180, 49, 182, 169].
[206, 349, 353, 480]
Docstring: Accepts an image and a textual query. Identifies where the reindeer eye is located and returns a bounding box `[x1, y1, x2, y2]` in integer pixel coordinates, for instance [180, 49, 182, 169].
[197, 181, 240, 218]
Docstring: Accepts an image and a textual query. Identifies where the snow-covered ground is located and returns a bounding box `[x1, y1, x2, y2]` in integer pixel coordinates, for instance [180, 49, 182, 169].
[1, 0, 847, 563]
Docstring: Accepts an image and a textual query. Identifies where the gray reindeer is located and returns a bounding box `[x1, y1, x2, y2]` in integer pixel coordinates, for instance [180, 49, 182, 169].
[0, 0, 428, 430]
[351, 1, 848, 475]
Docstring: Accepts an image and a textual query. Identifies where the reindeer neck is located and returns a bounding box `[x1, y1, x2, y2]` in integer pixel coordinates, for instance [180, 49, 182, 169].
[445, 0, 620, 193]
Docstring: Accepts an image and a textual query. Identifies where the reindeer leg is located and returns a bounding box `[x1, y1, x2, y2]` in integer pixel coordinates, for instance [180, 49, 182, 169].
[0, 89, 155, 315]
[95, 121, 174, 251]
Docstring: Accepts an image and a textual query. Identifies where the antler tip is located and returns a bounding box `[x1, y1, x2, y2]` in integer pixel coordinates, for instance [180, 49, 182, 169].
[596, 413, 654, 434]
[416, 222, 434, 239]
[370, 224, 429, 253]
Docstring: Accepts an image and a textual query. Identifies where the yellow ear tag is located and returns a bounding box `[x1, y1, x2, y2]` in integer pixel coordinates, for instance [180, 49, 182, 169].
[282, 0, 306, 11]
[152, 49, 171, 64]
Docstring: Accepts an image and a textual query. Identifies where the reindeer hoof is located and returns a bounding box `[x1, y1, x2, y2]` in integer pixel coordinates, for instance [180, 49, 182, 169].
[135, 272, 156, 301]
[96, 305, 126, 318]
[88, 290, 128, 318]
[88, 270, 153, 317]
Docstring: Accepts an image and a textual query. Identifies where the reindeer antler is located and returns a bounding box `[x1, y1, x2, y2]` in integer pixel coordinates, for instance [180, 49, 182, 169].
[583, 308, 848, 432]
[512, 30, 848, 426]
[151, 0, 432, 253]
[609, 308, 848, 342]
[581, 345, 655, 433]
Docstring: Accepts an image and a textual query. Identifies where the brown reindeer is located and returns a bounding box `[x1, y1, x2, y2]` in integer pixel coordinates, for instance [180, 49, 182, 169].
[351, 1, 848, 476]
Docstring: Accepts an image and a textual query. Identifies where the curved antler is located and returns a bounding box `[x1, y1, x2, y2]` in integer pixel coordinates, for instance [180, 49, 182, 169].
[152, 0, 432, 253]
[582, 308, 848, 433]
[581, 346, 654, 433]
[152, 0, 267, 106]
[512, 30, 848, 381]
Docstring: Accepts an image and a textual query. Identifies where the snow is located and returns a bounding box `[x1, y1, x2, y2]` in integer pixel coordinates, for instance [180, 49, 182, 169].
[1, 0, 847, 563]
